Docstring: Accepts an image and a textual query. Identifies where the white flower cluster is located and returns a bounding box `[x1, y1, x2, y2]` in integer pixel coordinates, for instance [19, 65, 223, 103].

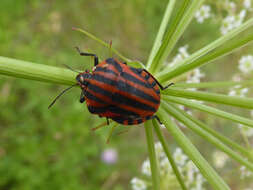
[195, 5, 211, 23]
[212, 151, 229, 169]
[238, 124, 253, 138]
[220, 10, 246, 35]
[228, 85, 248, 97]
[130, 142, 206, 190]
[238, 55, 253, 74]
[168, 45, 205, 90]
[194, 1, 251, 35]
[168, 45, 190, 68]
[240, 166, 253, 179]
[187, 68, 205, 84]
[243, 0, 252, 11]
[131, 178, 147, 190]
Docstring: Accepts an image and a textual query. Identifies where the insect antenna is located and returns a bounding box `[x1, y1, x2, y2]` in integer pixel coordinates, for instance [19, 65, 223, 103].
[62, 64, 80, 73]
[48, 84, 77, 109]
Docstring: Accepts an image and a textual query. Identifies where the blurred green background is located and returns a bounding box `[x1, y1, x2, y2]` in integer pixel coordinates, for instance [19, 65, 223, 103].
[0, 0, 252, 190]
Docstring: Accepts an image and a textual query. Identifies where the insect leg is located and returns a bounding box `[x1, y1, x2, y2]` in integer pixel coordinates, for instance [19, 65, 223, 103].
[151, 115, 162, 124]
[106, 117, 110, 125]
[80, 90, 85, 103]
[75, 46, 99, 66]
[142, 69, 174, 90]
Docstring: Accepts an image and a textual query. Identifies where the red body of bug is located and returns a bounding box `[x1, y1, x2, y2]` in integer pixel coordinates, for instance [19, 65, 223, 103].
[77, 58, 161, 125]
[74, 48, 172, 125]
[48, 47, 172, 125]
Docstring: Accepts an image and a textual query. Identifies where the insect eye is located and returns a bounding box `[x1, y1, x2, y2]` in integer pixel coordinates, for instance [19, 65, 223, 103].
[80, 76, 84, 82]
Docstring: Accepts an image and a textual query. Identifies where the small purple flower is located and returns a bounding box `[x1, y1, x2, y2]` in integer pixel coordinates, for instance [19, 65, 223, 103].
[101, 148, 118, 164]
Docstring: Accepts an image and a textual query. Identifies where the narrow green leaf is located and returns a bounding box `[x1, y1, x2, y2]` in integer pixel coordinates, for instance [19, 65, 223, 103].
[157, 20, 253, 82]
[153, 120, 188, 190]
[162, 88, 253, 109]
[173, 80, 253, 88]
[73, 27, 131, 62]
[146, 0, 177, 69]
[158, 104, 230, 190]
[151, 0, 204, 73]
[170, 104, 253, 161]
[0, 56, 76, 85]
[163, 95, 253, 128]
[144, 121, 160, 190]
[167, 103, 253, 171]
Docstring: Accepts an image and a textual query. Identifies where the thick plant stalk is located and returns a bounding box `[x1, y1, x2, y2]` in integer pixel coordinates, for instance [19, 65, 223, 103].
[0, 56, 76, 86]
[153, 120, 187, 190]
[158, 103, 230, 190]
[162, 88, 253, 109]
[144, 121, 160, 190]
[146, 0, 177, 69]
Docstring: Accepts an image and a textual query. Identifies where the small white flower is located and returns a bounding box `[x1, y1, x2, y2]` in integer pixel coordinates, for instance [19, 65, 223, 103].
[225, 0, 237, 13]
[141, 159, 151, 176]
[155, 142, 166, 158]
[195, 5, 211, 23]
[235, 10, 246, 27]
[213, 151, 229, 168]
[179, 45, 190, 58]
[239, 124, 253, 137]
[195, 174, 205, 190]
[238, 55, 253, 74]
[244, 0, 252, 10]
[240, 166, 253, 179]
[169, 45, 189, 67]
[228, 85, 249, 97]
[131, 177, 147, 190]
[220, 10, 246, 35]
[187, 68, 205, 84]
[160, 157, 172, 175]
[173, 148, 188, 166]
[185, 161, 199, 184]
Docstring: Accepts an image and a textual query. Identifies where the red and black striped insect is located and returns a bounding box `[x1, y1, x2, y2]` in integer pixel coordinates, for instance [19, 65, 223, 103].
[49, 47, 173, 125]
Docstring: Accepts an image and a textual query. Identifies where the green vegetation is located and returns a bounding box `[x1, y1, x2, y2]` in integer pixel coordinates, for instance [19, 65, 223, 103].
[0, 0, 253, 190]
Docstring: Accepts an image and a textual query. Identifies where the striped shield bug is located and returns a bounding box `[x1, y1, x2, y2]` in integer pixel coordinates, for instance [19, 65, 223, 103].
[49, 47, 173, 125]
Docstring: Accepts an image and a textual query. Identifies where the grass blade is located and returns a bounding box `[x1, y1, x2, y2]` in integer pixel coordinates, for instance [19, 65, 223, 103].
[144, 121, 160, 190]
[148, 0, 191, 73]
[0, 56, 76, 86]
[157, 20, 253, 83]
[150, 0, 204, 73]
[153, 120, 187, 190]
[167, 103, 253, 171]
[73, 27, 131, 62]
[163, 95, 253, 127]
[162, 88, 253, 109]
[146, 0, 177, 69]
[173, 80, 253, 88]
[169, 104, 253, 161]
[158, 104, 230, 190]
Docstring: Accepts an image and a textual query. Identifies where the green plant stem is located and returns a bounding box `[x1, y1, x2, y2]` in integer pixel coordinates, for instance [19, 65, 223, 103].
[173, 102, 252, 160]
[162, 88, 253, 109]
[157, 22, 253, 83]
[151, 0, 204, 73]
[173, 80, 253, 88]
[167, 103, 253, 171]
[163, 96, 253, 128]
[158, 104, 230, 190]
[146, 0, 176, 70]
[144, 121, 160, 190]
[153, 120, 187, 190]
[73, 27, 131, 62]
[0, 56, 76, 85]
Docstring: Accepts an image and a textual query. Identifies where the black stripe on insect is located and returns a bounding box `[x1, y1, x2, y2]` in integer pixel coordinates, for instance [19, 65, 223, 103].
[48, 47, 174, 125]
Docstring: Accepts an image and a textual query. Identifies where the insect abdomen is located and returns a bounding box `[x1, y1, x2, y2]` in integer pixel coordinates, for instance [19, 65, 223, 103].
[85, 58, 160, 125]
